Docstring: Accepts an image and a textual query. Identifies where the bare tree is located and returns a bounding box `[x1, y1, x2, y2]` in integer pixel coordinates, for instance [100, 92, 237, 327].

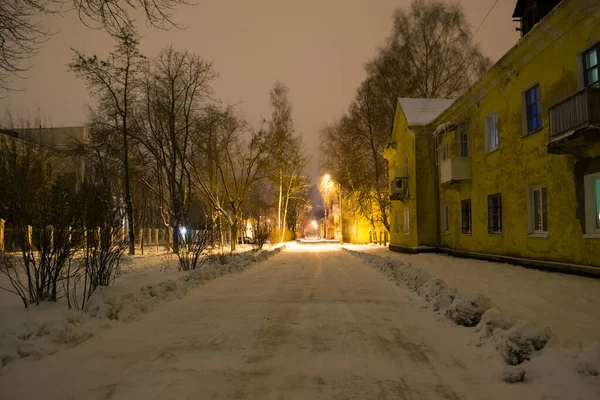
[69, 25, 145, 255]
[0, 0, 191, 91]
[136, 46, 216, 250]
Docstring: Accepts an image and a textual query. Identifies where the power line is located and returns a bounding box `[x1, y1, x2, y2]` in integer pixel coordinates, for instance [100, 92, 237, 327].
[471, 0, 500, 42]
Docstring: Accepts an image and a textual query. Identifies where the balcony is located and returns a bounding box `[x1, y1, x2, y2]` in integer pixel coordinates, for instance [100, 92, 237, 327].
[439, 157, 471, 185]
[548, 87, 600, 154]
[390, 177, 408, 201]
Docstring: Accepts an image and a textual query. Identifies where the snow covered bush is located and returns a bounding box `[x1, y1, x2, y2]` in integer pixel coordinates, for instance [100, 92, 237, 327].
[496, 320, 552, 365]
[445, 292, 492, 327]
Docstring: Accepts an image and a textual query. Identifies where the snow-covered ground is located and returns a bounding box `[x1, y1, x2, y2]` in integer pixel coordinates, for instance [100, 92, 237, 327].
[0, 243, 598, 398]
[345, 244, 600, 348]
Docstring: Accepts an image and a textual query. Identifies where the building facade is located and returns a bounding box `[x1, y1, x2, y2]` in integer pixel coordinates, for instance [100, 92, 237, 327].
[385, 0, 600, 271]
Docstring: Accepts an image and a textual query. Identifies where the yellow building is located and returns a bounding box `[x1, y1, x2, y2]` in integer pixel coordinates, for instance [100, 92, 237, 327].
[385, 0, 600, 273]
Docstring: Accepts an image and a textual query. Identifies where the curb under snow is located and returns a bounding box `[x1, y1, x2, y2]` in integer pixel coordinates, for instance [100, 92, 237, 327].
[343, 248, 600, 383]
[0, 246, 285, 373]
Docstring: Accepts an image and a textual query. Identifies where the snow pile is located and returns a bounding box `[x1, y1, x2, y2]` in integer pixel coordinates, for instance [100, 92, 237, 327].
[0, 246, 283, 372]
[475, 308, 516, 338]
[343, 248, 557, 379]
[575, 342, 600, 377]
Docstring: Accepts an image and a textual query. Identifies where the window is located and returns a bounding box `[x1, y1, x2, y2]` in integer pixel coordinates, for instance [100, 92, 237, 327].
[394, 211, 400, 234]
[461, 199, 472, 234]
[488, 194, 502, 234]
[529, 186, 548, 234]
[525, 84, 542, 133]
[484, 111, 499, 152]
[584, 172, 600, 235]
[441, 204, 449, 234]
[459, 129, 469, 157]
[403, 154, 409, 177]
[439, 143, 447, 162]
[584, 44, 599, 88]
[403, 208, 410, 234]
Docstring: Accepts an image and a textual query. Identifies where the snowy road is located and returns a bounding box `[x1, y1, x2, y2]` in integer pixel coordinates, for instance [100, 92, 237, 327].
[0, 246, 546, 399]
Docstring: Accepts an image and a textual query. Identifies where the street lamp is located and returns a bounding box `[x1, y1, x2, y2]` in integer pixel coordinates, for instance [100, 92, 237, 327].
[321, 174, 344, 245]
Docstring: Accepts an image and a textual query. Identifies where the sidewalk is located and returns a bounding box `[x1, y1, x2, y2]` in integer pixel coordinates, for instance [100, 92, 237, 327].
[345, 244, 600, 347]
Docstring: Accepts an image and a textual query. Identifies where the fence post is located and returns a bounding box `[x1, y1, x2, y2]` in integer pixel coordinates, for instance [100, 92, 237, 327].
[48, 225, 54, 251]
[0, 219, 4, 252]
[27, 225, 33, 248]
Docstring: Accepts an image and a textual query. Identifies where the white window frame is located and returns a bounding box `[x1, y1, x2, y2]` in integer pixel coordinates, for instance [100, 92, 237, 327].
[527, 185, 548, 237]
[458, 129, 469, 157]
[584, 172, 600, 237]
[394, 211, 400, 234]
[403, 208, 410, 235]
[484, 111, 499, 153]
[441, 204, 449, 234]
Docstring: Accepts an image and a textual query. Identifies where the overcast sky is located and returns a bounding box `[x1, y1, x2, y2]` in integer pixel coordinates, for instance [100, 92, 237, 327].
[0, 0, 520, 183]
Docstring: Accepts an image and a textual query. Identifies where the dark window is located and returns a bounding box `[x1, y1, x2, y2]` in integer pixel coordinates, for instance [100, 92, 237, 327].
[459, 130, 469, 157]
[461, 199, 472, 234]
[488, 194, 503, 234]
[525, 84, 542, 133]
[584, 44, 599, 88]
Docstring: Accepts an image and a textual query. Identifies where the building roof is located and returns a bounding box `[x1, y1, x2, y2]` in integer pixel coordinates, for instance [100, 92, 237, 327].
[397, 98, 455, 126]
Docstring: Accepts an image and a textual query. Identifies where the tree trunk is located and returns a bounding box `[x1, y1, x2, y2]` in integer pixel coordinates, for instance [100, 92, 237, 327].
[277, 169, 282, 233]
[123, 129, 135, 255]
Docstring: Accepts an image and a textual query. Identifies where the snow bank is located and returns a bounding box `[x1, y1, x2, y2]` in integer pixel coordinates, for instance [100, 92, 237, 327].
[343, 248, 557, 375]
[0, 247, 284, 372]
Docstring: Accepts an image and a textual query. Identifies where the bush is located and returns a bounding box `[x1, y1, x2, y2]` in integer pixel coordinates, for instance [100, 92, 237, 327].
[176, 230, 216, 271]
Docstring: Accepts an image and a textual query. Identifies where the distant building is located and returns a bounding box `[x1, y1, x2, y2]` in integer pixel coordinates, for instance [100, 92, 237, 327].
[0, 126, 89, 189]
[385, 0, 600, 273]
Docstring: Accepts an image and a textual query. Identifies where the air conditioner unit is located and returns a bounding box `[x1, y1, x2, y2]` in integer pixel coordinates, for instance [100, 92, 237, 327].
[390, 177, 409, 201]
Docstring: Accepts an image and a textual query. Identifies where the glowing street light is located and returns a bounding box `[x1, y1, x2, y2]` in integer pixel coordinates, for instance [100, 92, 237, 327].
[311, 220, 318, 229]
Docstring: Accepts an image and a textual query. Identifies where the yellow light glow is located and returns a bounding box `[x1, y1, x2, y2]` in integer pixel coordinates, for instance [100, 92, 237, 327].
[311, 220, 318, 229]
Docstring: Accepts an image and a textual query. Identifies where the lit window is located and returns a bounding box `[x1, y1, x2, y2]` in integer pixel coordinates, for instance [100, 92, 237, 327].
[488, 194, 502, 235]
[584, 45, 599, 88]
[485, 111, 499, 152]
[529, 186, 548, 234]
[525, 84, 542, 133]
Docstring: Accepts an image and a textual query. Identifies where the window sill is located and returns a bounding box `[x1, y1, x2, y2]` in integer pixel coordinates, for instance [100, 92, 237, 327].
[442, 232, 450, 236]
[403, 232, 410, 236]
[488, 232, 503, 237]
[485, 147, 499, 155]
[522, 127, 543, 137]
[461, 231, 472, 236]
[583, 233, 600, 239]
[527, 232, 548, 238]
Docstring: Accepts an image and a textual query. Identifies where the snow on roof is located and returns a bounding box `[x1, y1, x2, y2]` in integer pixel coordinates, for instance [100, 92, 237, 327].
[398, 98, 455, 126]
